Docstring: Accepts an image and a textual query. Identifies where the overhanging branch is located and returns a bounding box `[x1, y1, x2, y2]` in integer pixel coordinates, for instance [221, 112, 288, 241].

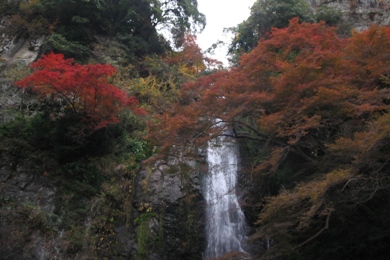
[294, 208, 334, 250]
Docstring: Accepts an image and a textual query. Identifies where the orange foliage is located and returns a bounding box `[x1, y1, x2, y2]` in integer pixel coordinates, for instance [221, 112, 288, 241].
[164, 34, 221, 75]
[341, 26, 390, 91]
[149, 18, 390, 167]
[147, 17, 390, 253]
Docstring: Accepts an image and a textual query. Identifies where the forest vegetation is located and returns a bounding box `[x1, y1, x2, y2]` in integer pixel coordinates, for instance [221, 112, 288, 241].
[153, 17, 390, 259]
[1, 0, 390, 259]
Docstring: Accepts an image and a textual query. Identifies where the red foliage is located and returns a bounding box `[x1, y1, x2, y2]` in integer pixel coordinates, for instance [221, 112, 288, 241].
[149, 18, 390, 164]
[344, 25, 390, 87]
[164, 34, 221, 73]
[15, 53, 145, 132]
[146, 18, 390, 254]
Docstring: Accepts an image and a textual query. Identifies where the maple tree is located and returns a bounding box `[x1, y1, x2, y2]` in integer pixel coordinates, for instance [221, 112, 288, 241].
[15, 53, 145, 133]
[150, 18, 349, 155]
[148, 18, 390, 257]
[251, 22, 390, 259]
[228, 0, 314, 59]
[151, 18, 390, 164]
[164, 34, 218, 75]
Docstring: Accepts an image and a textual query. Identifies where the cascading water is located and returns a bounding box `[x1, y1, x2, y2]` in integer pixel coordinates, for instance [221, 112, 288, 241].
[203, 135, 248, 259]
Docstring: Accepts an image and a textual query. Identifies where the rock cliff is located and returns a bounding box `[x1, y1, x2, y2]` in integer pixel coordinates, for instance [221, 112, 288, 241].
[308, 0, 390, 31]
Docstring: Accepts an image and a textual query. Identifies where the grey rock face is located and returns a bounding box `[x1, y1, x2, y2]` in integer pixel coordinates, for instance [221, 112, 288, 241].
[0, 152, 61, 260]
[136, 158, 202, 207]
[137, 164, 182, 206]
[308, 0, 390, 31]
[0, 18, 44, 66]
[134, 156, 206, 259]
[0, 35, 43, 65]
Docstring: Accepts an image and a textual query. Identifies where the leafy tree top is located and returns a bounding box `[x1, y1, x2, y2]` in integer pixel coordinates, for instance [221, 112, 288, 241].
[148, 20, 390, 256]
[227, 0, 314, 61]
[2, 0, 206, 61]
[227, 0, 345, 65]
[15, 53, 145, 133]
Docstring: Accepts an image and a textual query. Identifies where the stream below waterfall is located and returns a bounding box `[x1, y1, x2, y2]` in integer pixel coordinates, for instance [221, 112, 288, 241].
[203, 135, 248, 259]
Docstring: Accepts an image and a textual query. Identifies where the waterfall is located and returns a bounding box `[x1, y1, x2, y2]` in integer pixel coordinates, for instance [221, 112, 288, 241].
[203, 135, 248, 259]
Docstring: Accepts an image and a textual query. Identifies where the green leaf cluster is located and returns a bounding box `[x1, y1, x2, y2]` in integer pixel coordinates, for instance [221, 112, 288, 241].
[1, 0, 206, 63]
[228, 0, 344, 64]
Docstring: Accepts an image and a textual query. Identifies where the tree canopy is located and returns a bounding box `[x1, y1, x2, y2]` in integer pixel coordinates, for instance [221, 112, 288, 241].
[227, 0, 344, 64]
[227, 0, 313, 60]
[1, 0, 206, 61]
[148, 18, 390, 258]
[15, 53, 145, 133]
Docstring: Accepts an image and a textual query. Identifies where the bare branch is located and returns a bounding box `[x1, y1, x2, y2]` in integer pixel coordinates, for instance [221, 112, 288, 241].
[295, 208, 334, 249]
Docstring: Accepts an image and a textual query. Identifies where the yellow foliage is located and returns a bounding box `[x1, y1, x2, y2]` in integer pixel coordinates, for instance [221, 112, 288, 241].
[256, 147, 288, 173]
[20, 0, 40, 10]
[257, 169, 352, 229]
[254, 114, 390, 244]
[177, 64, 198, 78]
[113, 64, 179, 113]
[328, 113, 390, 159]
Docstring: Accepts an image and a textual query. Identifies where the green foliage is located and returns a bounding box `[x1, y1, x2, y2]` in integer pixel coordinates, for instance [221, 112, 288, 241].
[134, 212, 158, 225]
[16, 202, 52, 231]
[1, 97, 150, 168]
[126, 138, 150, 161]
[0, 0, 20, 15]
[228, 0, 314, 61]
[0, 85, 152, 256]
[2, 0, 206, 64]
[40, 33, 91, 61]
[136, 212, 158, 260]
[228, 1, 348, 63]
[1, 62, 32, 81]
[61, 162, 105, 189]
[0, 114, 34, 139]
[115, 40, 214, 115]
[67, 225, 85, 253]
[314, 5, 343, 26]
[177, 191, 204, 259]
[0, 0, 50, 38]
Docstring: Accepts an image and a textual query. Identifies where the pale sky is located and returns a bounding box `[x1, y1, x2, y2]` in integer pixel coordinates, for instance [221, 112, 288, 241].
[196, 0, 256, 66]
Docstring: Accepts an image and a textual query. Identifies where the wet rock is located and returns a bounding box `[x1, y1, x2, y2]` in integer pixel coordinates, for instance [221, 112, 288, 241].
[134, 157, 206, 259]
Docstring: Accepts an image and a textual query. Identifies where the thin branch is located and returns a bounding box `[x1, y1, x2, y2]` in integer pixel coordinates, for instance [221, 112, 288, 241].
[56, 90, 78, 113]
[294, 208, 334, 249]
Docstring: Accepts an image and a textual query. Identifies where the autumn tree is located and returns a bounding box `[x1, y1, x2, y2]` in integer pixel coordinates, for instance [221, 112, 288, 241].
[150, 18, 348, 156]
[164, 34, 221, 76]
[15, 53, 144, 134]
[227, 0, 345, 64]
[245, 21, 390, 259]
[148, 18, 390, 258]
[227, 0, 314, 63]
[113, 34, 220, 115]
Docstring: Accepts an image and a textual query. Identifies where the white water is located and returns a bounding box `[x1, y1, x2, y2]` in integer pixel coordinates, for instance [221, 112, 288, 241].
[203, 135, 248, 259]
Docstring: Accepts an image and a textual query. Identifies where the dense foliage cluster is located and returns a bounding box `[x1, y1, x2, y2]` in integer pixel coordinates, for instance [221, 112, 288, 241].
[0, 0, 205, 61]
[227, 0, 344, 64]
[15, 53, 145, 133]
[149, 18, 390, 259]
